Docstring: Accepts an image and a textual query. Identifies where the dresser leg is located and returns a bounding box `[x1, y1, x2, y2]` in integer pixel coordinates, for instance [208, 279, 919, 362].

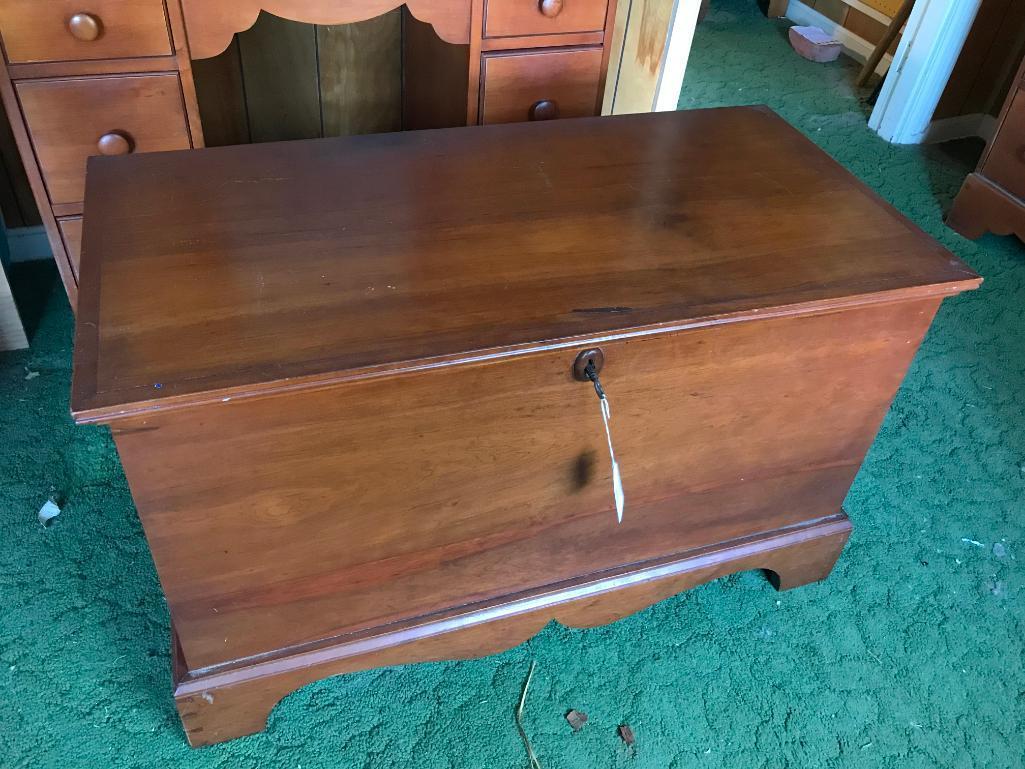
[763, 516, 851, 591]
[175, 677, 293, 748]
[947, 172, 1025, 242]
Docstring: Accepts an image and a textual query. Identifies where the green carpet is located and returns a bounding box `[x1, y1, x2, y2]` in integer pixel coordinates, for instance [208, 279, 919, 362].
[2, 1, 1022, 765]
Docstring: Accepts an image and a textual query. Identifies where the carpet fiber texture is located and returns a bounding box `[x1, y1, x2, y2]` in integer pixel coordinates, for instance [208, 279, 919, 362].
[1, 1, 1022, 766]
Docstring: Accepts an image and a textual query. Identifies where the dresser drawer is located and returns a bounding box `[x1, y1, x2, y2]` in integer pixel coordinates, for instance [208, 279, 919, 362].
[17, 74, 191, 207]
[484, 0, 609, 38]
[0, 0, 172, 64]
[481, 47, 602, 124]
[982, 87, 1025, 199]
[58, 216, 83, 280]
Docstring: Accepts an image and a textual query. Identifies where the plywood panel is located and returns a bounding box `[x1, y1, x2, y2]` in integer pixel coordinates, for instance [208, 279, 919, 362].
[935, 0, 1025, 120]
[192, 37, 251, 146]
[858, 0, 904, 16]
[0, 262, 28, 351]
[843, 7, 888, 47]
[811, 0, 850, 24]
[237, 13, 322, 142]
[402, 9, 470, 130]
[603, 0, 673, 114]
[318, 12, 401, 136]
[0, 97, 40, 227]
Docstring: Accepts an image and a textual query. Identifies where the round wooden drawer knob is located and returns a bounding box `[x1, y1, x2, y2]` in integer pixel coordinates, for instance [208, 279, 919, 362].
[68, 12, 102, 42]
[539, 0, 564, 17]
[97, 132, 133, 156]
[529, 100, 560, 121]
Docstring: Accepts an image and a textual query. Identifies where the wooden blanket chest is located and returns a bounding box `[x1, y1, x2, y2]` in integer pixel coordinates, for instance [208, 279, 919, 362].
[71, 107, 980, 746]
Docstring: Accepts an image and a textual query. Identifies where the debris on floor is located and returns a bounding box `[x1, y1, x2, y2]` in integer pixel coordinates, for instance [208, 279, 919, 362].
[565, 709, 588, 731]
[515, 661, 541, 769]
[618, 724, 636, 746]
[37, 500, 61, 527]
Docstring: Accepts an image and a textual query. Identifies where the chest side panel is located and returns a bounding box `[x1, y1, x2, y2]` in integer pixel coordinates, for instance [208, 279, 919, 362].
[113, 299, 939, 670]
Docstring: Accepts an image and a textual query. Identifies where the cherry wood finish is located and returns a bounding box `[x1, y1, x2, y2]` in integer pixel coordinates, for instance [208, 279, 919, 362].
[174, 516, 852, 746]
[0, 0, 172, 63]
[115, 300, 936, 671]
[16, 73, 191, 208]
[181, 0, 472, 57]
[948, 57, 1025, 240]
[484, 0, 608, 38]
[481, 46, 603, 124]
[58, 215, 83, 280]
[0, 0, 618, 306]
[978, 87, 1025, 199]
[72, 107, 980, 419]
[72, 108, 978, 745]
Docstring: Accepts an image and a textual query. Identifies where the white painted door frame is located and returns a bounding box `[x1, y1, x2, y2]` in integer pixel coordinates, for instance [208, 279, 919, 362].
[868, 0, 982, 144]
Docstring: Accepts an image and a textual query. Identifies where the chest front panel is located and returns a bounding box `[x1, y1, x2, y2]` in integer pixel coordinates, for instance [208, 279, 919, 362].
[113, 299, 938, 671]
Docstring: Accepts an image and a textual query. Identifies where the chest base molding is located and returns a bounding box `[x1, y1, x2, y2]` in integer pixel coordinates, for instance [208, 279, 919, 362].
[173, 512, 851, 747]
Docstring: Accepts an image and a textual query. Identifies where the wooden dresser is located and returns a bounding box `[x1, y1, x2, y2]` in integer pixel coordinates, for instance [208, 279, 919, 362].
[72, 107, 980, 746]
[0, 0, 619, 307]
[947, 55, 1025, 240]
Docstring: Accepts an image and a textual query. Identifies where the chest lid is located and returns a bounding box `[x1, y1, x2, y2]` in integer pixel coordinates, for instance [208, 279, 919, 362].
[71, 107, 979, 423]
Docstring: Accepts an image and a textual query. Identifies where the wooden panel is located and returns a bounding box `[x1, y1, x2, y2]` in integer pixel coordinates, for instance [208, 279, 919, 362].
[192, 38, 250, 147]
[0, 0, 172, 64]
[236, 13, 321, 142]
[481, 47, 602, 123]
[16, 74, 191, 206]
[484, 0, 609, 38]
[981, 87, 1025, 197]
[843, 7, 889, 47]
[113, 299, 938, 669]
[935, 0, 1025, 121]
[181, 0, 472, 59]
[810, 0, 850, 24]
[0, 95, 39, 227]
[858, 0, 904, 15]
[0, 259, 28, 351]
[174, 517, 851, 746]
[58, 216, 82, 281]
[601, 0, 670, 114]
[318, 12, 402, 136]
[402, 9, 470, 130]
[72, 108, 980, 420]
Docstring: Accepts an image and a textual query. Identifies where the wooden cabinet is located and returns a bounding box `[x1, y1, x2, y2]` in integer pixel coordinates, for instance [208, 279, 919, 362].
[0, 0, 619, 308]
[18, 74, 191, 208]
[0, 0, 172, 63]
[72, 107, 979, 747]
[481, 47, 603, 123]
[979, 87, 1025, 200]
[947, 57, 1025, 240]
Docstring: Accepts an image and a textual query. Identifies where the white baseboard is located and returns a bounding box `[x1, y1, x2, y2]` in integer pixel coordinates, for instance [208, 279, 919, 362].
[921, 113, 997, 145]
[785, 0, 893, 77]
[6, 225, 52, 263]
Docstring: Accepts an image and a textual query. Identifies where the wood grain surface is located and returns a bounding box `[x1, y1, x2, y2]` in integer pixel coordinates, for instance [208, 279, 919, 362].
[173, 516, 851, 746]
[73, 108, 979, 421]
[0, 0, 172, 63]
[115, 298, 939, 670]
[480, 46, 603, 123]
[17, 73, 191, 206]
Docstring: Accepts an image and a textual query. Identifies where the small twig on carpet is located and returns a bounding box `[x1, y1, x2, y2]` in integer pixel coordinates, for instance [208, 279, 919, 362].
[516, 661, 541, 769]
